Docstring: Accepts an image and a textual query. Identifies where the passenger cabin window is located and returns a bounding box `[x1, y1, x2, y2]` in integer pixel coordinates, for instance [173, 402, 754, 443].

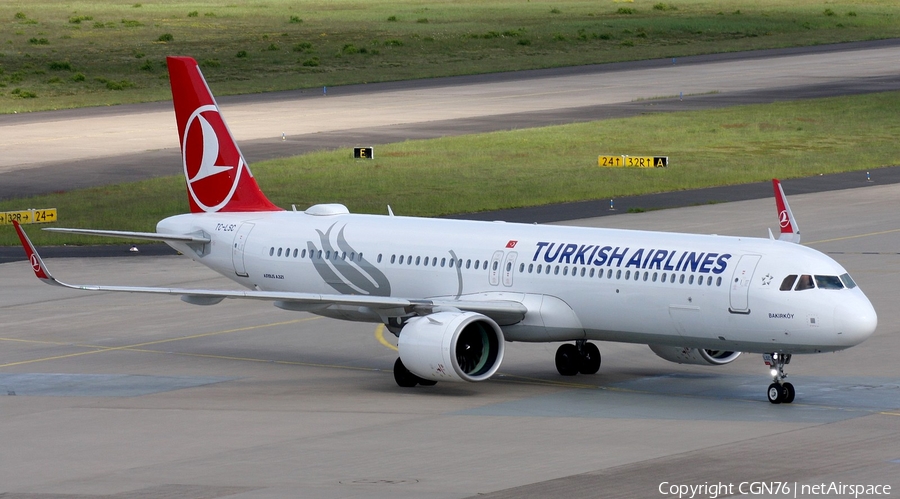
[794, 274, 815, 291]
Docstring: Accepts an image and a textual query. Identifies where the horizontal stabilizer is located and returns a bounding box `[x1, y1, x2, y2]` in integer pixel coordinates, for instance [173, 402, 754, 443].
[44, 227, 210, 244]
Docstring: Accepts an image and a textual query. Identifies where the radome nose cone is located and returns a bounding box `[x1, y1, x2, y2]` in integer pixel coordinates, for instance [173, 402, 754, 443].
[836, 298, 877, 346]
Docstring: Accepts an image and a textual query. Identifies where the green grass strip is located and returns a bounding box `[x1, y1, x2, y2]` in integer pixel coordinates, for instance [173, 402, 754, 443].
[1, 90, 898, 246]
[2, 0, 900, 113]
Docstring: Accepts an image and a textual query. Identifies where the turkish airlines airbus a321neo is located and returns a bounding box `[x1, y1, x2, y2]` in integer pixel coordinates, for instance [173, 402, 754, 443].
[14, 56, 877, 404]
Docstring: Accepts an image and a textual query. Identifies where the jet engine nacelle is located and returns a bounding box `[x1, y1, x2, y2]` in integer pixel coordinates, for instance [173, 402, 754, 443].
[648, 345, 741, 366]
[398, 311, 505, 382]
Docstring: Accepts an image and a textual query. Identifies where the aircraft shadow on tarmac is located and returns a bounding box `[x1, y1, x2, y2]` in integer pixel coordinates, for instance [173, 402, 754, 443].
[456, 373, 900, 423]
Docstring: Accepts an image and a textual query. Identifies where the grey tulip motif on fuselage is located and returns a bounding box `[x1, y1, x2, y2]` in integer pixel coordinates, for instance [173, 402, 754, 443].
[307, 224, 391, 296]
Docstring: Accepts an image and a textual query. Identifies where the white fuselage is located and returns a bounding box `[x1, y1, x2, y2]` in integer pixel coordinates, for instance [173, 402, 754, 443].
[158, 207, 876, 355]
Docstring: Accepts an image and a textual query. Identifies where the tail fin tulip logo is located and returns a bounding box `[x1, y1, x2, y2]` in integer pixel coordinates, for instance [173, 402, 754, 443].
[183, 105, 243, 212]
[779, 210, 790, 228]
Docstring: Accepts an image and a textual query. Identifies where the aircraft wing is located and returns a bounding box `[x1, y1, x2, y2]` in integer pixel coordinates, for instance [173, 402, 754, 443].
[14, 222, 526, 324]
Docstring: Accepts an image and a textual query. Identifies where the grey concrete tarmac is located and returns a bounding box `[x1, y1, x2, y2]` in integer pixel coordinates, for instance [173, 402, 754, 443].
[1, 185, 897, 498]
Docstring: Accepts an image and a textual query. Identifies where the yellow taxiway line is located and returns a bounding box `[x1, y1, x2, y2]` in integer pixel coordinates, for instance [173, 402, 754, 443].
[0, 317, 317, 369]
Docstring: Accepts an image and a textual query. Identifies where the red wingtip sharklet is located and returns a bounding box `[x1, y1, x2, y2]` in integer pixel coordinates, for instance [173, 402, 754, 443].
[772, 179, 801, 243]
[13, 220, 55, 283]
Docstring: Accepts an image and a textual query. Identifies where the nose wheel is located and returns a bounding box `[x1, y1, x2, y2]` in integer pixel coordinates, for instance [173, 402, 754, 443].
[764, 353, 795, 404]
[555, 340, 601, 376]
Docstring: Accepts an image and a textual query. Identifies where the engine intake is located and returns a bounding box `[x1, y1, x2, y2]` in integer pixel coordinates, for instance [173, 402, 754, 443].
[648, 345, 741, 366]
[398, 311, 505, 382]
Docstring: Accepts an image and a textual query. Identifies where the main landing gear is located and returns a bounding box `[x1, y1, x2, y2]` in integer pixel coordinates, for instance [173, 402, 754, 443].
[764, 353, 795, 404]
[555, 340, 601, 376]
[393, 358, 437, 388]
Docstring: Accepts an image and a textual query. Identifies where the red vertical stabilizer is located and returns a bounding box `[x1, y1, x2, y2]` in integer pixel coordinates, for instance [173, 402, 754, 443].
[167, 56, 281, 213]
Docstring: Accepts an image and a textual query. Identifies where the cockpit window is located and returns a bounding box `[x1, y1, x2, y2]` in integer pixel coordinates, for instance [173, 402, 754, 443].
[794, 274, 815, 291]
[840, 273, 857, 289]
[780, 275, 797, 291]
[783, 273, 853, 291]
[815, 275, 844, 290]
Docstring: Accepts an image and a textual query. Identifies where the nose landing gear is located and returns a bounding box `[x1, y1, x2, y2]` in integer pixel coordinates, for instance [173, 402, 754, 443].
[764, 353, 795, 404]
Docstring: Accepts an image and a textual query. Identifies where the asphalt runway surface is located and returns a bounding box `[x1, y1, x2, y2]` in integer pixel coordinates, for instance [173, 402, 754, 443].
[1, 184, 898, 498]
